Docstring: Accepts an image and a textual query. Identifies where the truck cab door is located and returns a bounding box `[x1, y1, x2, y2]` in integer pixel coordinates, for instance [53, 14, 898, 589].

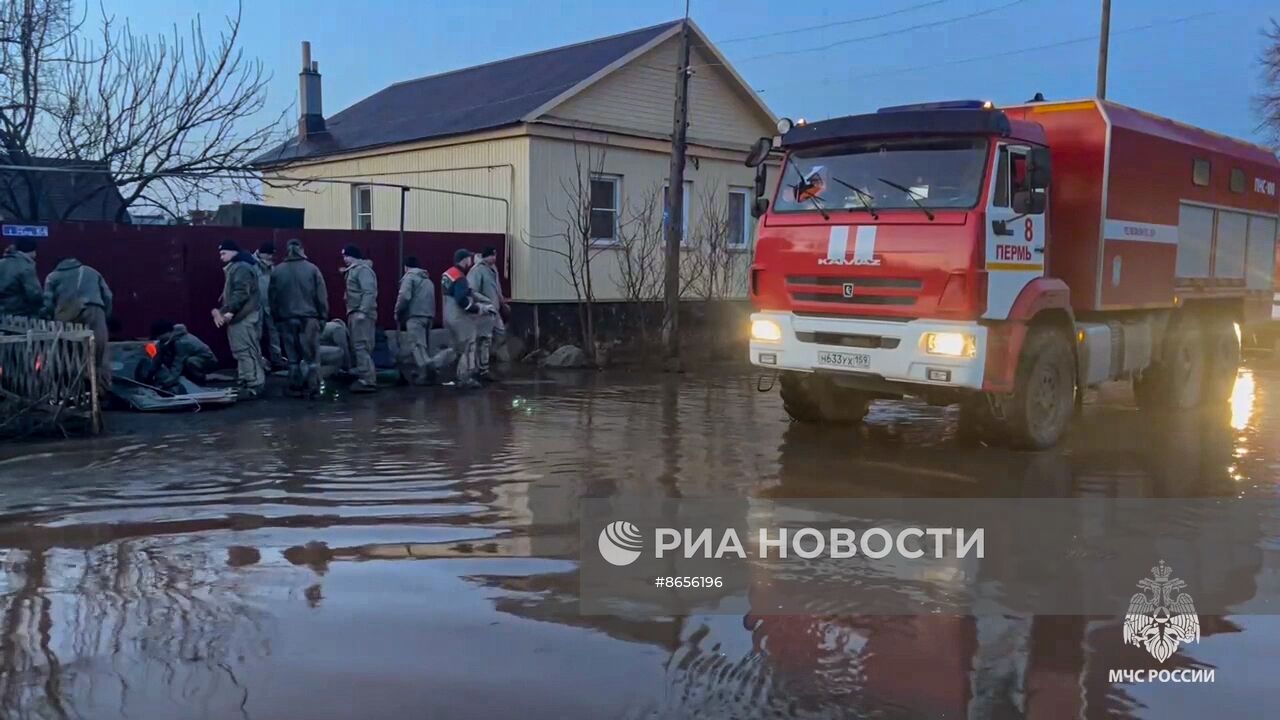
[984, 144, 1046, 319]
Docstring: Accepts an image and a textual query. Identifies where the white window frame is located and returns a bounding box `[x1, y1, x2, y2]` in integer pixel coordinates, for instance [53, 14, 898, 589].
[728, 187, 753, 249]
[352, 185, 373, 230]
[589, 174, 622, 245]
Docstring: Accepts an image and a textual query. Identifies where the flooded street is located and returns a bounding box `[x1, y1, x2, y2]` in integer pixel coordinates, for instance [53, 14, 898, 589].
[1, 362, 1278, 719]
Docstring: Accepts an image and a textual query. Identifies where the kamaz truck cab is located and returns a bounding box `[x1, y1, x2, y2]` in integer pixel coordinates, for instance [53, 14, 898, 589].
[745, 99, 1270, 449]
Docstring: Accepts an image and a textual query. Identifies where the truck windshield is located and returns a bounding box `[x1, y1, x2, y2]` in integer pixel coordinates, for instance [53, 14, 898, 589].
[773, 137, 989, 214]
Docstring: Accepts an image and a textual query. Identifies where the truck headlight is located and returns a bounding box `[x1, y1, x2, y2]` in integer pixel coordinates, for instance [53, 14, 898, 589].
[751, 319, 783, 342]
[924, 332, 975, 358]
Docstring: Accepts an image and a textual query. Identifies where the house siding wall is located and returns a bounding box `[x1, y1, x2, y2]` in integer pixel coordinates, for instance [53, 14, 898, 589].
[544, 36, 771, 150]
[525, 135, 757, 302]
[262, 135, 532, 296]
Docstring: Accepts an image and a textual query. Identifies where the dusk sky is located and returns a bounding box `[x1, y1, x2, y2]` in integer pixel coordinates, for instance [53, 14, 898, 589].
[99, 0, 1278, 145]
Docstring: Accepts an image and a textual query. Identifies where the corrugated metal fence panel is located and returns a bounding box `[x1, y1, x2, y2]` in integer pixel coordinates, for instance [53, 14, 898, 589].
[29, 222, 504, 363]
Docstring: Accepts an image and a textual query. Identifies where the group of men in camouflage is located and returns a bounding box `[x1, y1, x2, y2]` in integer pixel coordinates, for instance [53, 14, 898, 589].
[212, 238, 506, 398]
[0, 234, 506, 402]
[0, 237, 114, 393]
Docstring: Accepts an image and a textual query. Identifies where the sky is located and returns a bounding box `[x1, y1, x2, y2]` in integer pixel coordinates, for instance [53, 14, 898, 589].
[94, 0, 1278, 146]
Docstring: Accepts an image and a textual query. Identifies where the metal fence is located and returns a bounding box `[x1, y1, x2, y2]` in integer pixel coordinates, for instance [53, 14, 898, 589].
[0, 315, 102, 437]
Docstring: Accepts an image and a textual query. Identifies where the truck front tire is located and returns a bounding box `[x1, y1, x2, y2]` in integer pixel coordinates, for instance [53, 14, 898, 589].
[1003, 326, 1076, 450]
[779, 372, 871, 425]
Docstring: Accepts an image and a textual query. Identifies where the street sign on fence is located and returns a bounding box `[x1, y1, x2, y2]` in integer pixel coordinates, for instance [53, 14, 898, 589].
[2, 224, 49, 238]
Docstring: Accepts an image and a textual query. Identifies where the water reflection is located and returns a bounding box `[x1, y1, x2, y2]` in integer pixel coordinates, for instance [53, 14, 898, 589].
[1231, 369, 1256, 431]
[0, 366, 1275, 717]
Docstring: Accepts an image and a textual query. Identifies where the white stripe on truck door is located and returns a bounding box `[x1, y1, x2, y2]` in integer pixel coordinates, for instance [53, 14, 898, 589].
[827, 226, 849, 261]
[854, 227, 877, 262]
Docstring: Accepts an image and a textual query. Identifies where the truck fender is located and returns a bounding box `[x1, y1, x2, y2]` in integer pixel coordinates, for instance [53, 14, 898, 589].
[982, 278, 1074, 393]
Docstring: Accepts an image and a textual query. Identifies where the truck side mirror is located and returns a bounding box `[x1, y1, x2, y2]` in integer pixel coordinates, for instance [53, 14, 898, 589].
[752, 197, 770, 219]
[745, 136, 772, 168]
[1012, 189, 1047, 215]
[753, 164, 768, 200]
[1028, 147, 1052, 189]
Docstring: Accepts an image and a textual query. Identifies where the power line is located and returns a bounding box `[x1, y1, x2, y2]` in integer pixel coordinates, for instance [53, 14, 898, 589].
[715, 0, 951, 45]
[847, 10, 1219, 82]
[734, 0, 1029, 64]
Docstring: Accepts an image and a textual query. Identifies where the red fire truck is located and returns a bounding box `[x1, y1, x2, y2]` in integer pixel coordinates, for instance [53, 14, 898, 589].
[744, 99, 1280, 448]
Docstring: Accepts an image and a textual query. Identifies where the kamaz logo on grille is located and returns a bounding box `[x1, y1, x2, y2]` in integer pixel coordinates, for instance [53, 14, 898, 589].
[819, 257, 881, 266]
[842, 283, 856, 298]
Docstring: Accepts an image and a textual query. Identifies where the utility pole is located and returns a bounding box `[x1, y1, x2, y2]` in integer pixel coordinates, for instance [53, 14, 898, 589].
[662, 12, 692, 370]
[1096, 0, 1111, 99]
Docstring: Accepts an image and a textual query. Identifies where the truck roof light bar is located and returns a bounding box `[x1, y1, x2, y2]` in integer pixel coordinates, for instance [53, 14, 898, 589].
[878, 100, 994, 113]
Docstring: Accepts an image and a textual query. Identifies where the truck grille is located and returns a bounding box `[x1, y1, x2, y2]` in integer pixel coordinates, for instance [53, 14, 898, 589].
[786, 275, 923, 307]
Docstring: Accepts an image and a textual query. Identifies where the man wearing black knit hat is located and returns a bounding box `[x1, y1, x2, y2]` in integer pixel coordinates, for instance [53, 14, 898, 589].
[341, 244, 378, 392]
[212, 239, 264, 398]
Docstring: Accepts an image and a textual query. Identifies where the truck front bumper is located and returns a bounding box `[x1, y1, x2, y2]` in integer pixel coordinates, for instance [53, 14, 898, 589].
[748, 311, 989, 392]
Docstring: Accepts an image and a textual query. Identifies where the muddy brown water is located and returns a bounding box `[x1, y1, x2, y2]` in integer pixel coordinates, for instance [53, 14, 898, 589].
[0, 363, 1277, 718]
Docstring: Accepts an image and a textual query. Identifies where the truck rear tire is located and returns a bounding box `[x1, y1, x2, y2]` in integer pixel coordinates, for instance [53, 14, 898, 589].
[1134, 314, 1204, 410]
[779, 372, 871, 425]
[1202, 314, 1240, 404]
[1002, 326, 1076, 450]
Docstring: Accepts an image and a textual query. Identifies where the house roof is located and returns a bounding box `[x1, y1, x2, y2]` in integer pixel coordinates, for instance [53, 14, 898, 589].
[256, 20, 687, 166]
[0, 157, 129, 223]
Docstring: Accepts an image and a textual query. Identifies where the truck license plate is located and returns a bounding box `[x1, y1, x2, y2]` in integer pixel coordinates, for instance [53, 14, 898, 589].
[817, 351, 870, 370]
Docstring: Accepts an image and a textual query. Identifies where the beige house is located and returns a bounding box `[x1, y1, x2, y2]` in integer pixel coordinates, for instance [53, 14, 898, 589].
[256, 20, 776, 305]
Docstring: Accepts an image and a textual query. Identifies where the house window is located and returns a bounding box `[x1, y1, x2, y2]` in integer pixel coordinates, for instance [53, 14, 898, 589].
[1230, 168, 1246, 194]
[663, 180, 692, 237]
[728, 187, 752, 248]
[1192, 159, 1211, 187]
[352, 185, 373, 230]
[590, 175, 620, 243]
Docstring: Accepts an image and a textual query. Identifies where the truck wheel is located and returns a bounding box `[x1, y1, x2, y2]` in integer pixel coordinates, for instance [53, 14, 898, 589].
[1202, 314, 1240, 404]
[1003, 326, 1076, 450]
[779, 372, 871, 425]
[1135, 314, 1204, 410]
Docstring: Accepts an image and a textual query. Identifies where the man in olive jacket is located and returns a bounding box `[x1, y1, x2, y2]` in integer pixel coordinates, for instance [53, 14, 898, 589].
[341, 244, 378, 392]
[255, 241, 285, 370]
[42, 257, 114, 392]
[213, 240, 264, 398]
[0, 238, 42, 317]
[270, 239, 329, 397]
[395, 256, 436, 385]
[467, 247, 505, 381]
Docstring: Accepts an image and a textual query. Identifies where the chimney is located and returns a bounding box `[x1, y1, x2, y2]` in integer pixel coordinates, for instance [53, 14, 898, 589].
[299, 41, 325, 139]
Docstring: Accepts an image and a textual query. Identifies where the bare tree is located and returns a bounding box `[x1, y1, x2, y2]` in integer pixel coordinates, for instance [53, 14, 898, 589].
[1261, 19, 1280, 147]
[612, 182, 665, 348]
[524, 139, 611, 362]
[0, 0, 285, 222]
[683, 185, 750, 357]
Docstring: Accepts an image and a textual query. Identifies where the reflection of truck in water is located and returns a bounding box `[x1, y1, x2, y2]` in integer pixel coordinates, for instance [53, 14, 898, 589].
[745, 99, 1280, 448]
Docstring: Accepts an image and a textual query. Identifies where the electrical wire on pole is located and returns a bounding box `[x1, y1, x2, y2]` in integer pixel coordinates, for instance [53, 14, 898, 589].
[662, 1, 692, 371]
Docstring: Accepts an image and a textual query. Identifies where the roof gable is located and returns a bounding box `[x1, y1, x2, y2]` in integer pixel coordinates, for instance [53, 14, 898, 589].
[0, 157, 128, 222]
[256, 21, 682, 165]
